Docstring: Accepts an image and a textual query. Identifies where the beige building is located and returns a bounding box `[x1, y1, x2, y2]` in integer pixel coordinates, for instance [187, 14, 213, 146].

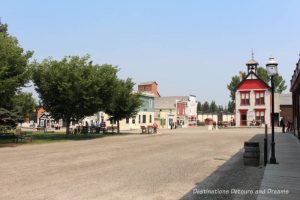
[82, 92, 155, 131]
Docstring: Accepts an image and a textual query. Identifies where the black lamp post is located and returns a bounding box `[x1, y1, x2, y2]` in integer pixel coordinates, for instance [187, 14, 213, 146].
[266, 57, 278, 164]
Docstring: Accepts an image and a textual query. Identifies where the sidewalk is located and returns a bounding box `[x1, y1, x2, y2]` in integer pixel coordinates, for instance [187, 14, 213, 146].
[257, 133, 300, 200]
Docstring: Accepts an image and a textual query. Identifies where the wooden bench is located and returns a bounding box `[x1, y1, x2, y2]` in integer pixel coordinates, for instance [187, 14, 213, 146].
[141, 126, 154, 134]
[141, 126, 147, 134]
[106, 126, 115, 133]
[147, 125, 154, 134]
[36, 127, 46, 132]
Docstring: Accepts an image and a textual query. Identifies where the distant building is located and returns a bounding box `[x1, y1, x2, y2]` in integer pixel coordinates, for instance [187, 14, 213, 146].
[84, 92, 155, 131]
[34, 107, 63, 128]
[235, 57, 278, 127]
[138, 81, 161, 97]
[154, 95, 197, 128]
[279, 93, 293, 123]
[154, 96, 178, 129]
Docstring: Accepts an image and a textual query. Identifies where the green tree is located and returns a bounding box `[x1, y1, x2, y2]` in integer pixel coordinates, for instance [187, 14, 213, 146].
[273, 74, 287, 93]
[227, 101, 235, 113]
[12, 92, 36, 123]
[104, 78, 142, 133]
[209, 101, 218, 113]
[197, 102, 202, 113]
[256, 67, 269, 83]
[227, 75, 241, 102]
[0, 22, 33, 130]
[217, 105, 224, 113]
[32, 56, 118, 134]
[202, 101, 210, 114]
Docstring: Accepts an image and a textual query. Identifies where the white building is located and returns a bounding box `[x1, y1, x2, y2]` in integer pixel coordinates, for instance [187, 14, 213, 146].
[235, 57, 273, 127]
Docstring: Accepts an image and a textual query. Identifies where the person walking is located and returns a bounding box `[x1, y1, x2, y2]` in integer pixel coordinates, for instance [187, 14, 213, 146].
[286, 119, 292, 133]
[153, 121, 158, 133]
[280, 116, 286, 133]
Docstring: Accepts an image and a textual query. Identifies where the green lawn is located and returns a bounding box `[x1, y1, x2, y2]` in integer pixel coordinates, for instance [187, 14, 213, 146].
[0, 131, 120, 147]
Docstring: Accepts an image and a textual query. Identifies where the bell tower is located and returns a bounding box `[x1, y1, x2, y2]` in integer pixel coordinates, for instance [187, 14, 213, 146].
[246, 50, 258, 74]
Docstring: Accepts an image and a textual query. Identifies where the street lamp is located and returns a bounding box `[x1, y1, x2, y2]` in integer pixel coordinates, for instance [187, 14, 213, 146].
[266, 57, 278, 164]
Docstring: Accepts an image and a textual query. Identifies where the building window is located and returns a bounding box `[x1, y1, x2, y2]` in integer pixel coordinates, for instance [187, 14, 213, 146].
[255, 92, 265, 105]
[149, 115, 152, 123]
[126, 118, 129, 124]
[149, 99, 153, 108]
[132, 117, 136, 124]
[241, 92, 250, 105]
[138, 115, 141, 124]
[255, 111, 265, 124]
[143, 115, 146, 123]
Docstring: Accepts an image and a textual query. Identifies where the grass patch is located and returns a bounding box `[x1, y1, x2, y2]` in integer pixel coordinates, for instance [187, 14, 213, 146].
[29, 132, 106, 144]
[0, 131, 123, 146]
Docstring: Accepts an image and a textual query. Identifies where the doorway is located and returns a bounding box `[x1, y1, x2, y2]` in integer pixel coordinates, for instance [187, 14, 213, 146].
[241, 111, 247, 126]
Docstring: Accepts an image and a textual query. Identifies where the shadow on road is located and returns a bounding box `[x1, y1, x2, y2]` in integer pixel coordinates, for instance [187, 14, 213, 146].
[181, 133, 267, 200]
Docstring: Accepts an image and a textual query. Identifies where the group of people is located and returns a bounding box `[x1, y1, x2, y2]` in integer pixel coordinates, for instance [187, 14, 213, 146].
[250, 119, 260, 126]
[280, 116, 293, 133]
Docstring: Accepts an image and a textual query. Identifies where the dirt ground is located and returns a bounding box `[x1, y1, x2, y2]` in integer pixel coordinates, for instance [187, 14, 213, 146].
[0, 127, 266, 200]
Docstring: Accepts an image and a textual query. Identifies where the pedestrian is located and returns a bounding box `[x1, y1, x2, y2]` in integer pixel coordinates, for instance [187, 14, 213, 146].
[286, 120, 292, 133]
[153, 121, 158, 133]
[280, 117, 286, 133]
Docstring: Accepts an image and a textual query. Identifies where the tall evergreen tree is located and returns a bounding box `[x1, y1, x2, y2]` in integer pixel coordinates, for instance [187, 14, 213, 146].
[209, 101, 218, 113]
[202, 101, 210, 114]
[197, 102, 202, 113]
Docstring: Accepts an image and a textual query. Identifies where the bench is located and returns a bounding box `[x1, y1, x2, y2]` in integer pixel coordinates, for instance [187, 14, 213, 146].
[141, 126, 154, 134]
[141, 126, 147, 134]
[37, 127, 46, 132]
[106, 126, 115, 133]
[99, 127, 107, 133]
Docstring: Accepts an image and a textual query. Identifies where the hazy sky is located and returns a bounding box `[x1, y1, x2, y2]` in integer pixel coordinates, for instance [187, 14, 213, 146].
[1, 0, 299, 105]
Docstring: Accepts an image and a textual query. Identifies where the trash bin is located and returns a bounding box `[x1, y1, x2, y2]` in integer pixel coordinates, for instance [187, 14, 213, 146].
[243, 142, 260, 166]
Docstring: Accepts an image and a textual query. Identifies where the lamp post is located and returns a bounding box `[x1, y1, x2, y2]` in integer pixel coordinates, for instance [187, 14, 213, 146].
[266, 57, 278, 164]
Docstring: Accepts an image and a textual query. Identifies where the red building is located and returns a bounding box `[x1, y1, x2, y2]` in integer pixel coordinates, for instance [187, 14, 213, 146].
[176, 101, 187, 126]
[138, 81, 161, 97]
[235, 57, 272, 127]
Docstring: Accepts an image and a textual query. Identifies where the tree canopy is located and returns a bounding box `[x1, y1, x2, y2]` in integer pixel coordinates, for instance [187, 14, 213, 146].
[197, 102, 202, 113]
[32, 56, 118, 134]
[209, 101, 218, 113]
[104, 78, 142, 133]
[0, 22, 33, 130]
[201, 101, 210, 113]
[12, 92, 36, 123]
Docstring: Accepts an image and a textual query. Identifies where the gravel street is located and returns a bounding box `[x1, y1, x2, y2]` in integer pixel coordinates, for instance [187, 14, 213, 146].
[0, 127, 265, 200]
